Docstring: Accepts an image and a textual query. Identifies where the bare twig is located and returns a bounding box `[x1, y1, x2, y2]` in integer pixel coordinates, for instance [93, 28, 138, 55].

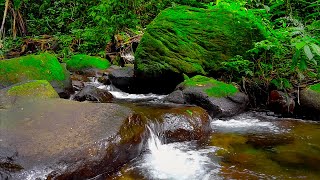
[0, 0, 10, 40]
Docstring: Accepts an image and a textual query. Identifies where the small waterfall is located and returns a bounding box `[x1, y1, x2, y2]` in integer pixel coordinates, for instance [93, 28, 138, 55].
[126, 124, 222, 180]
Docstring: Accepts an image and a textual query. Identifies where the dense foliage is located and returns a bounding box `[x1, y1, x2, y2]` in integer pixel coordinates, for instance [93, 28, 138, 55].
[0, 0, 319, 96]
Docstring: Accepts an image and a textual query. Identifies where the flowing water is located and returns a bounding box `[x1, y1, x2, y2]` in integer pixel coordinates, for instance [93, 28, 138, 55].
[109, 113, 320, 180]
[83, 77, 320, 180]
[10, 78, 319, 180]
[109, 125, 222, 180]
[86, 77, 166, 101]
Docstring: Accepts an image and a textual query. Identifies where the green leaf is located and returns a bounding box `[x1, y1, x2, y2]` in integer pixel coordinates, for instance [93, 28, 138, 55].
[304, 45, 314, 60]
[295, 41, 306, 50]
[299, 59, 307, 70]
[292, 50, 300, 69]
[311, 43, 320, 57]
[263, 5, 270, 13]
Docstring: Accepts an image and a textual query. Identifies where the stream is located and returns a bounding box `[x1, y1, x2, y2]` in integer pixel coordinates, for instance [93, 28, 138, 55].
[84, 78, 320, 180]
[2, 77, 320, 180]
[106, 113, 320, 180]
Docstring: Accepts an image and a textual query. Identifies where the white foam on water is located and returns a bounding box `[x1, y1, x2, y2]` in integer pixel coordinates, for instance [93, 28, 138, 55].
[15, 167, 54, 180]
[211, 114, 282, 133]
[127, 125, 222, 180]
[108, 91, 166, 100]
[14, 164, 67, 180]
[87, 76, 167, 100]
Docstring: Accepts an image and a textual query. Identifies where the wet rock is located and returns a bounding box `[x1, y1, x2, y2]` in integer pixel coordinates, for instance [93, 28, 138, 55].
[98, 75, 111, 85]
[0, 96, 214, 179]
[131, 104, 212, 143]
[108, 66, 175, 94]
[0, 97, 145, 179]
[299, 84, 320, 120]
[109, 66, 135, 92]
[163, 90, 186, 104]
[70, 73, 90, 82]
[73, 85, 113, 103]
[72, 80, 85, 91]
[269, 90, 295, 115]
[165, 76, 249, 118]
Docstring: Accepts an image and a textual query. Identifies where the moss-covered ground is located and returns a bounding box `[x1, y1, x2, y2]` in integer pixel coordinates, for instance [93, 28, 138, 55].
[0, 53, 65, 87]
[135, 5, 265, 78]
[66, 54, 111, 71]
[182, 75, 238, 97]
[309, 83, 320, 93]
[6, 80, 59, 98]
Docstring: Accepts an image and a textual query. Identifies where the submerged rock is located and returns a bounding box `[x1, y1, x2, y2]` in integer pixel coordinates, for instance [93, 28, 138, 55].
[165, 75, 248, 118]
[135, 5, 265, 91]
[73, 85, 113, 103]
[0, 53, 73, 98]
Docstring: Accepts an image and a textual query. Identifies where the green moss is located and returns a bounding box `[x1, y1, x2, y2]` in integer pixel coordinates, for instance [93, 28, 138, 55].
[183, 75, 238, 97]
[135, 5, 265, 78]
[0, 53, 66, 87]
[7, 80, 59, 98]
[309, 83, 320, 93]
[66, 54, 111, 71]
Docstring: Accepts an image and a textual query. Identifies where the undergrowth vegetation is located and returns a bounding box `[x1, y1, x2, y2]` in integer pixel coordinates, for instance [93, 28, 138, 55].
[0, 0, 319, 100]
[213, 0, 320, 92]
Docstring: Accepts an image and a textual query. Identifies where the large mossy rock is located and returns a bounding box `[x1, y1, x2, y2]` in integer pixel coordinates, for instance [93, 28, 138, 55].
[134, 6, 265, 90]
[66, 54, 111, 72]
[164, 75, 249, 117]
[1, 80, 59, 98]
[299, 83, 320, 120]
[0, 53, 73, 98]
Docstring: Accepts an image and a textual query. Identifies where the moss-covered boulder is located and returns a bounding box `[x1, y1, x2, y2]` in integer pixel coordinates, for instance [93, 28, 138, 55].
[299, 83, 320, 120]
[2, 80, 59, 98]
[134, 5, 265, 90]
[66, 54, 111, 72]
[0, 53, 73, 98]
[164, 75, 248, 117]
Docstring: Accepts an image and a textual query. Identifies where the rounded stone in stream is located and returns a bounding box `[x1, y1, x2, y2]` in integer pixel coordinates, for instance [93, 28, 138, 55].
[73, 85, 113, 103]
[109, 66, 135, 92]
[0, 96, 213, 179]
[299, 84, 320, 120]
[165, 76, 249, 118]
[131, 104, 212, 143]
[0, 97, 145, 179]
